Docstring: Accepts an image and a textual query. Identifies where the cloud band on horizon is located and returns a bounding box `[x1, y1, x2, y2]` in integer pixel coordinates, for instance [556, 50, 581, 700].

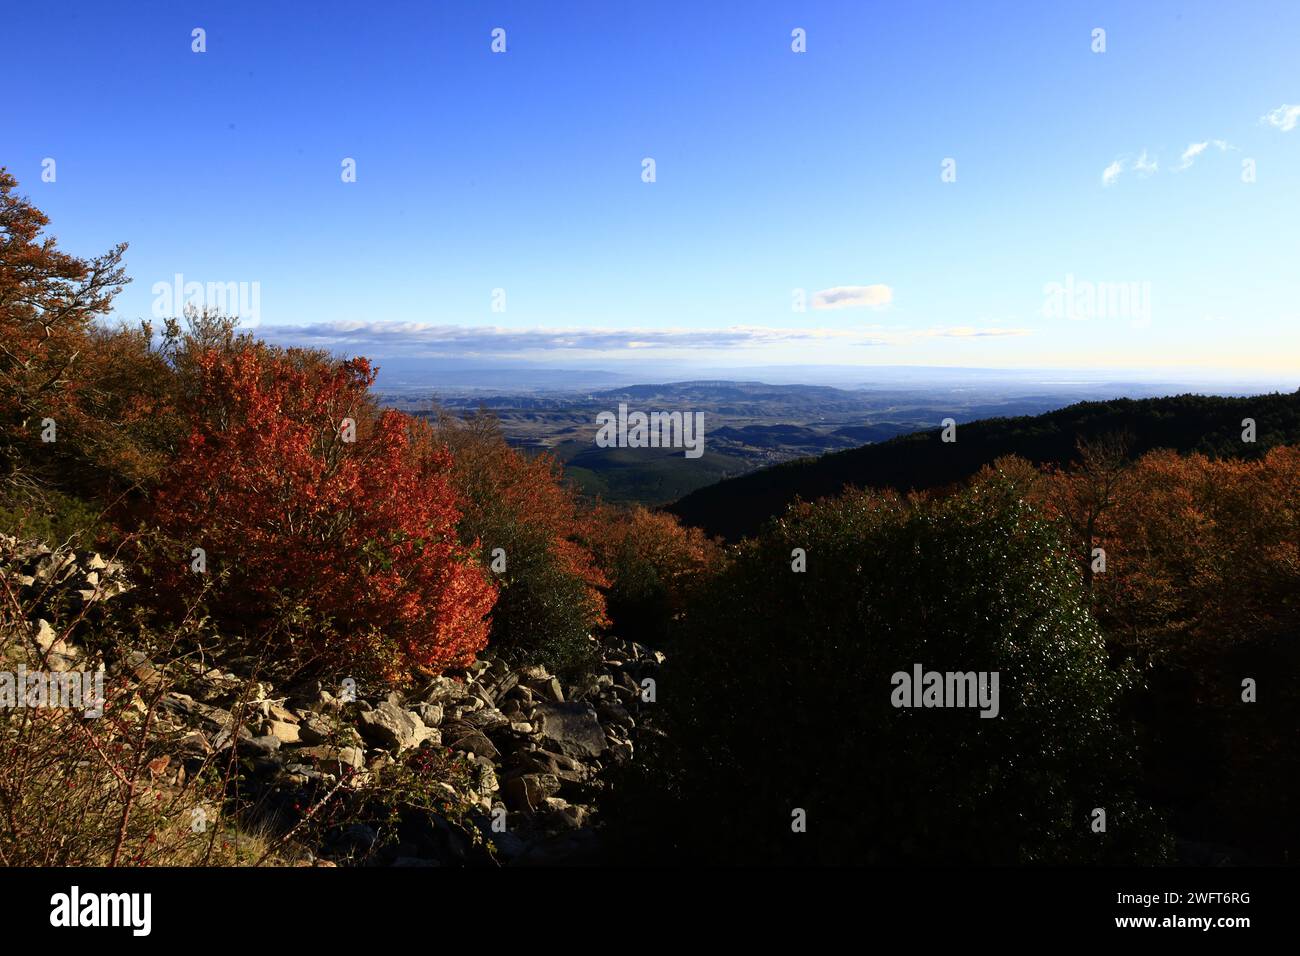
[252, 321, 1030, 357]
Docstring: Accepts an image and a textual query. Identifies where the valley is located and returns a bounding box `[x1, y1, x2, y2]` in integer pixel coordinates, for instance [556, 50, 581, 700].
[380, 377, 1239, 505]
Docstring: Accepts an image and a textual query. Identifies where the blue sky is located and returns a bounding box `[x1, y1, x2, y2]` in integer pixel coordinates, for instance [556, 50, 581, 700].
[7, 0, 1300, 376]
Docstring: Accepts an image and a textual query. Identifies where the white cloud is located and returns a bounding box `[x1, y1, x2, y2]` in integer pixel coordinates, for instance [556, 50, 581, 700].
[252, 321, 1029, 356]
[855, 325, 1032, 344]
[1177, 141, 1209, 169]
[1107, 140, 1233, 183]
[1133, 150, 1158, 175]
[926, 327, 1029, 339]
[811, 284, 894, 310]
[1262, 104, 1300, 132]
[1176, 139, 1233, 170]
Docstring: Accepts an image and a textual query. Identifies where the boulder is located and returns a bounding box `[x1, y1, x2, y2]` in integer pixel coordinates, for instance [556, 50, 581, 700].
[238, 734, 282, 758]
[533, 702, 607, 758]
[299, 745, 365, 771]
[263, 719, 301, 744]
[534, 677, 565, 704]
[296, 713, 334, 745]
[358, 700, 424, 751]
[502, 772, 561, 812]
[441, 719, 500, 759]
[414, 702, 444, 727]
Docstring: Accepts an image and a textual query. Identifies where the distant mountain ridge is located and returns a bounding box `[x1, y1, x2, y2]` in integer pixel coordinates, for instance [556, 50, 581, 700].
[667, 390, 1300, 541]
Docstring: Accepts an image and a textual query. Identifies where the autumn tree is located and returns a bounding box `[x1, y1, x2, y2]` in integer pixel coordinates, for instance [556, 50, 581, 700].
[149, 346, 496, 682]
[582, 503, 719, 648]
[1087, 445, 1300, 655]
[1041, 432, 1133, 588]
[0, 169, 136, 531]
[429, 411, 607, 673]
[609, 477, 1166, 864]
[1087, 445, 1300, 860]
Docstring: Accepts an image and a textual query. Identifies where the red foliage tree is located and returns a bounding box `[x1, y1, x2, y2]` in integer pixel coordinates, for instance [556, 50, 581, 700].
[429, 412, 607, 670]
[1088, 445, 1300, 655]
[151, 346, 497, 681]
[582, 503, 719, 647]
[0, 168, 134, 488]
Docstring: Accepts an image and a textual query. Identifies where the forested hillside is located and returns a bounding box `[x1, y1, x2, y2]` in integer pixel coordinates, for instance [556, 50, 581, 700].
[669, 392, 1300, 540]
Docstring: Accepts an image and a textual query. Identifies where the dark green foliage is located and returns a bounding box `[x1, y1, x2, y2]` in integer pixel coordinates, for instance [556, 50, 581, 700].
[611, 478, 1170, 864]
[481, 530, 603, 677]
[434, 413, 607, 678]
[0, 486, 105, 547]
[1133, 637, 1300, 863]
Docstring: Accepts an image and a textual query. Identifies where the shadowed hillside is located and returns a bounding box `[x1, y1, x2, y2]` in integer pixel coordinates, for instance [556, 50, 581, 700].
[667, 391, 1300, 541]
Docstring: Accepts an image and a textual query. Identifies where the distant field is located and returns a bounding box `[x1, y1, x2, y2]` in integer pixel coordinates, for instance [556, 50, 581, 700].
[387, 379, 1220, 506]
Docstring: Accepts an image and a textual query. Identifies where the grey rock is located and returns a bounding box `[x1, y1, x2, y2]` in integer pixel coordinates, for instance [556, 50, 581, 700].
[414, 702, 444, 727]
[534, 677, 565, 704]
[299, 745, 365, 770]
[465, 706, 509, 733]
[297, 713, 333, 745]
[533, 702, 607, 758]
[358, 700, 424, 751]
[262, 719, 301, 744]
[239, 734, 282, 757]
[441, 719, 501, 759]
[502, 772, 561, 812]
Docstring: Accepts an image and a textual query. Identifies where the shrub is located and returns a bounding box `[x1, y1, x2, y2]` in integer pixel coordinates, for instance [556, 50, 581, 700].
[0, 485, 105, 547]
[431, 412, 607, 675]
[610, 477, 1168, 864]
[0, 535, 269, 866]
[148, 346, 496, 683]
[1041, 445, 1300, 861]
[582, 503, 719, 648]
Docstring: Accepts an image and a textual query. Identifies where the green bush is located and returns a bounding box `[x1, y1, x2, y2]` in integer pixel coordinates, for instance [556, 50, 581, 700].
[610, 478, 1170, 864]
[432, 412, 606, 676]
[0, 486, 105, 547]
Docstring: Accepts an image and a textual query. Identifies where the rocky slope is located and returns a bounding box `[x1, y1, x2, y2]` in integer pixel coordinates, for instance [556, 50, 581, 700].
[1, 535, 663, 866]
